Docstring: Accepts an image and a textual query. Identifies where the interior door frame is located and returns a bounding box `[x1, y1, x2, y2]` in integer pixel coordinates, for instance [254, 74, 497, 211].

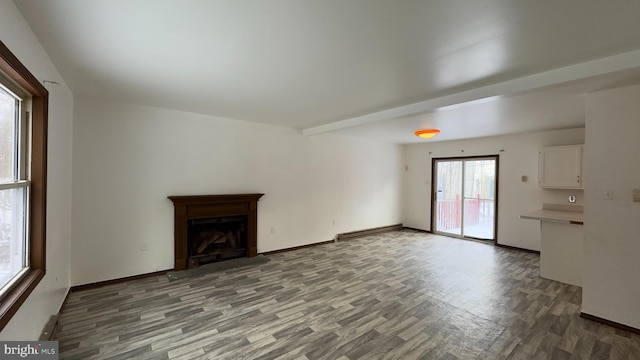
[430, 155, 500, 244]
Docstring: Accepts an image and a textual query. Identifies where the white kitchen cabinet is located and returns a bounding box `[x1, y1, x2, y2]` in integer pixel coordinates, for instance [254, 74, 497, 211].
[538, 145, 583, 189]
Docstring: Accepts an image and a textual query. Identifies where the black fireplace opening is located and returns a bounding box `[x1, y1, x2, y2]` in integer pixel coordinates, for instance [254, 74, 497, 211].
[187, 215, 248, 267]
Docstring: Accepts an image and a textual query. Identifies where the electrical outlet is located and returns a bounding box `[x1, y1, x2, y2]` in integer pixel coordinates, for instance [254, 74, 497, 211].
[568, 195, 576, 203]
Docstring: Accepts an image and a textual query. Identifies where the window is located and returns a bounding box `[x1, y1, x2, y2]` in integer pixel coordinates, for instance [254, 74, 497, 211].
[0, 41, 48, 330]
[0, 78, 30, 293]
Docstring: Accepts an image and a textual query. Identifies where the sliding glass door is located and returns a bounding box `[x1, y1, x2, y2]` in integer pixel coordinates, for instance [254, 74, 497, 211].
[433, 156, 497, 240]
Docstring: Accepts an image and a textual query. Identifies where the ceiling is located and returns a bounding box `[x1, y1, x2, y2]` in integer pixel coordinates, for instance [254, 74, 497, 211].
[14, 0, 640, 144]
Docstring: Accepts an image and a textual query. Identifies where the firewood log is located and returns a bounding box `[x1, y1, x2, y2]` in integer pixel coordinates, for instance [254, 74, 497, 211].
[226, 230, 236, 248]
[196, 231, 226, 254]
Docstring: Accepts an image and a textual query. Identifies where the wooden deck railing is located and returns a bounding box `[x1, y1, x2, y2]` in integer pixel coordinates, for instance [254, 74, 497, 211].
[436, 195, 494, 231]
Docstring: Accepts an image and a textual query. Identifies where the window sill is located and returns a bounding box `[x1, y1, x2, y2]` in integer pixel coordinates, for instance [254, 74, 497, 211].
[0, 269, 45, 330]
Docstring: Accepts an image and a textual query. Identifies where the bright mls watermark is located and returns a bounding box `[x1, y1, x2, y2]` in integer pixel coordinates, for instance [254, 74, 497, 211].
[1, 341, 58, 359]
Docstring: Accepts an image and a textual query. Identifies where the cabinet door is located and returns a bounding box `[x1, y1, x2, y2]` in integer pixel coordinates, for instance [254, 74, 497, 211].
[539, 145, 582, 188]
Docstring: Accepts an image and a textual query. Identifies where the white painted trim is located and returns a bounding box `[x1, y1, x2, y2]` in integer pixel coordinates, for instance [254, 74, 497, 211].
[0, 180, 29, 190]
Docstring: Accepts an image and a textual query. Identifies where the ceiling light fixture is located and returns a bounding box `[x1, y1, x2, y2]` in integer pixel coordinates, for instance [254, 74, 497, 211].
[414, 129, 440, 139]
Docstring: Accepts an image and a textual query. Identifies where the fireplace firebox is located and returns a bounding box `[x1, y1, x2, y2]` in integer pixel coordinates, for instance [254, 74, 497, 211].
[187, 215, 247, 267]
[168, 194, 264, 270]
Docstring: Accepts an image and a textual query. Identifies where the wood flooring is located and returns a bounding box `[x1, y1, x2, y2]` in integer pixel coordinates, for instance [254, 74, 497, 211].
[56, 230, 640, 359]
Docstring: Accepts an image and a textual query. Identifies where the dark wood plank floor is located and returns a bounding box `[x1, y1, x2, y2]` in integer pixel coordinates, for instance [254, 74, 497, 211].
[56, 230, 640, 359]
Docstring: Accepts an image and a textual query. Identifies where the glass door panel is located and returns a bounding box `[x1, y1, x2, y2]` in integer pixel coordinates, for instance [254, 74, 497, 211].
[434, 160, 462, 236]
[463, 159, 496, 240]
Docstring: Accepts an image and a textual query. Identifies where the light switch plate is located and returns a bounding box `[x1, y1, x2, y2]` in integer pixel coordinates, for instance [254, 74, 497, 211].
[633, 189, 640, 202]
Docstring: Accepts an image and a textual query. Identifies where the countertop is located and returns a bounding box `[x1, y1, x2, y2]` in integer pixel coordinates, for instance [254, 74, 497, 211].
[520, 203, 584, 224]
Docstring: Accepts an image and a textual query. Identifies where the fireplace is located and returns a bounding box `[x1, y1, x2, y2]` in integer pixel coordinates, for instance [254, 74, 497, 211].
[168, 194, 264, 270]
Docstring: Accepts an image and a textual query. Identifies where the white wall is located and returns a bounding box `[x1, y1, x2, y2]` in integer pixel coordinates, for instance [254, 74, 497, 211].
[0, 2, 73, 340]
[402, 128, 585, 251]
[583, 84, 640, 329]
[71, 98, 403, 286]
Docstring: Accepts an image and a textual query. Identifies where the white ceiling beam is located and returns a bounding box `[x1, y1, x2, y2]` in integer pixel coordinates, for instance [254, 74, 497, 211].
[302, 49, 640, 136]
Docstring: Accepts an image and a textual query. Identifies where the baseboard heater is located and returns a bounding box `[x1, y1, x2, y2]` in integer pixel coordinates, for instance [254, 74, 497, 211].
[335, 224, 403, 242]
[39, 315, 59, 341]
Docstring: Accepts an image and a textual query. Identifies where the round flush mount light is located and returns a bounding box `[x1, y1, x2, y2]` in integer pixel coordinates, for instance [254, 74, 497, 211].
[414, 129, 440, 139]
